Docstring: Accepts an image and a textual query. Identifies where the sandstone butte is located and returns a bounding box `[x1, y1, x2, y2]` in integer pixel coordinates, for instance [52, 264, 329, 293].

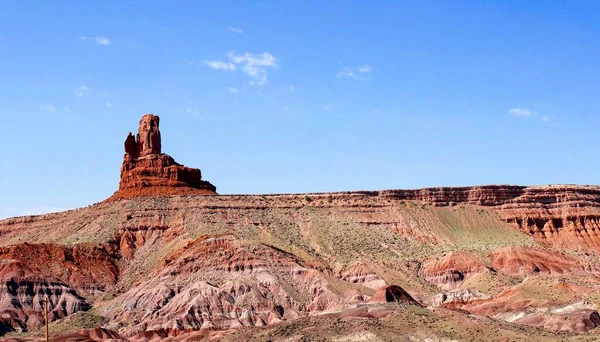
[109, 113, 217, 200]
[1, 115, 600, 341]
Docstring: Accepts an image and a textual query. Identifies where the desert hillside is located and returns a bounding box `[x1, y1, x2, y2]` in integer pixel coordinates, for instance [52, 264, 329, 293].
[1, 185, 600, 341]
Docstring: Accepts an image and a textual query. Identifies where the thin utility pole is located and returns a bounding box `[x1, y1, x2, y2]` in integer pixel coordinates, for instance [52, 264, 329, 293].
[44, 298, 49, 342]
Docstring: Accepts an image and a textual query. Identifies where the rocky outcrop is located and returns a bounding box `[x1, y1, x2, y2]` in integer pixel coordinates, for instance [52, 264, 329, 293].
[110, 114, 216, 200]
[513, 307, 600, 333]
[0, 243, 119, 291]
[377, 185, 600, 251]
[379, 184, 600, 207]
[422, 252, 487, 290]
[431, 289, 491, 308]
[488, 246, 586, 276]
[136, 114, 161, 157]
[380, 185, 528, 206]
[337, 263, 387, 290]
[0, 261, 90, 333]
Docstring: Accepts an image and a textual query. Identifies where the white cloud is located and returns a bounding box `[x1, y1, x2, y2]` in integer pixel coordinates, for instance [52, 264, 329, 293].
[228, 87, 240, 93]
[283, 85, 295, 92]
[185, 107, 201, 118]
[80, 36, 111, 46]
[95, 37, 111, 45]
[358, 65, 372, 73]
[228, 51, 277, 86]
[509, 107, 538, 117]
[336, 68, 356, 79]
[337, 65, 372, 79]
[203, 51, 278, 86]
[509, 107, 551, 122]
[106, 102, 112, 109]
[228, 27, 244, 34]
[39, 104, 56, 113]
[63, 107, 71, 113]
[323, 104, 334, 111]
[74, 85, 90, 97]
[203, 60, 237, 71]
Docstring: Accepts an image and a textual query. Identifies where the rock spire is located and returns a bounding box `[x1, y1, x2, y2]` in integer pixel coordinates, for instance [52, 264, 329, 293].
[109, 114, 216, 200]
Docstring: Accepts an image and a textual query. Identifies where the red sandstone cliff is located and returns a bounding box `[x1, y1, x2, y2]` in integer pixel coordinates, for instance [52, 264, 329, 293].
[379, 185, 600, 251]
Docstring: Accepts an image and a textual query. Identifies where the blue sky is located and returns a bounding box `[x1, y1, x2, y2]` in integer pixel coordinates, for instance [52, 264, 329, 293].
[0, 1, 599, 218]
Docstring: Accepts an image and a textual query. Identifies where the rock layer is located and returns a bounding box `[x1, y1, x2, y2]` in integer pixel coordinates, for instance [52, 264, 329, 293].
[422, 252, 487, 291]
[378, 184, 600, 251]
[0, 261, 90, 334]
[488, 246, 585, 276]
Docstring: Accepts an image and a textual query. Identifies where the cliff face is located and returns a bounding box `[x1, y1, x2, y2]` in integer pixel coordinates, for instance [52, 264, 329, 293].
[2, 185, 600, 340]
[113, 153, 217, 200]
[380, 184, 600, 250]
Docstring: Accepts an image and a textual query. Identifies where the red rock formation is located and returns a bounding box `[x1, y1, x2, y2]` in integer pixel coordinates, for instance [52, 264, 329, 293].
[513, 308, 600, 333]
[380, 185, 528, 206]
[124, 132, 137, 158]
[337, 263, 387, 290]
[495, 187, 600, 251]
[0, 243, 119, 291]
[378, 185, 600, 251]
[488, 246, 584, 276]
[136, 114, 161, 157]
[0, 261, 91, 334]
[431, 289, 491, 309]
[422, 252, 487, 290]
[109, 114, 216, 200]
